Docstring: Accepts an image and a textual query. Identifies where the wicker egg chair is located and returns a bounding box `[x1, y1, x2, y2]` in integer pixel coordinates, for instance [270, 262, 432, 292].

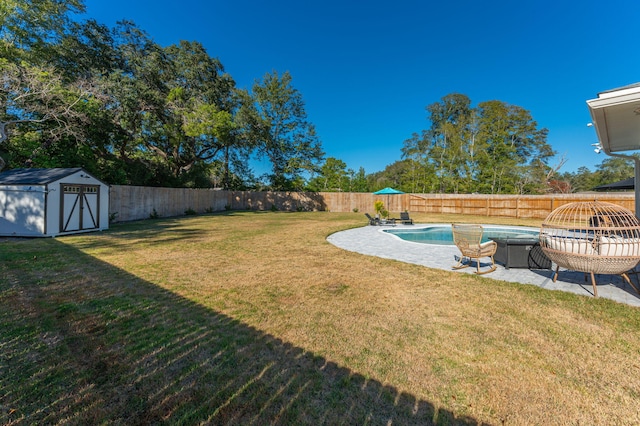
[539, 201, 640, 297]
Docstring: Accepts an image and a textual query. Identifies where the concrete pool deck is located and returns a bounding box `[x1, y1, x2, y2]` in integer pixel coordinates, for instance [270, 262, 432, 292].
[327, 224, 640, 308]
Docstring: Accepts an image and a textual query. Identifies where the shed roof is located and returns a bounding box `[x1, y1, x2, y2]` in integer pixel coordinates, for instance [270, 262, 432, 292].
[0, 168, 87, 185]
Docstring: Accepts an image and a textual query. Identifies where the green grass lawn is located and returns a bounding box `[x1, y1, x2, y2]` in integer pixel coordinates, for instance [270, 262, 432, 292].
[1, 211, 640, 425]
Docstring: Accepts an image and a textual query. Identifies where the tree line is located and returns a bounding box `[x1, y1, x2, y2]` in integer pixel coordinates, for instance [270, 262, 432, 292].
[307, 93, 635, 194]
[1, 1, 631, 193]
[1, 0, 323, 190]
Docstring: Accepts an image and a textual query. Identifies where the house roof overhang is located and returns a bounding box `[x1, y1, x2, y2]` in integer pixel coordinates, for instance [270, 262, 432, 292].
[587, 83, 640, 154]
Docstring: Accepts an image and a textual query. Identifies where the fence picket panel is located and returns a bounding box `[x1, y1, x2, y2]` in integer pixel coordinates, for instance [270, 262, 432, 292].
[108, 185, 635, 222]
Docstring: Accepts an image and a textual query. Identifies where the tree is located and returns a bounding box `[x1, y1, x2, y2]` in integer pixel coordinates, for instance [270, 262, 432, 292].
[424, 94, 473, 193]
[0, 61, 91, 170]
[59, 21, 249, 187]
[563, 166, 598, 192]
[403, 94, 554, 194]
[557, 157, 635, 193]
[401, 131, 438, 193]
[596, 156, 635, 185]
[0, 0, 90, 171]
[157, 40, 241, 186]
[2, 3, 332, 190]
[1, 0, 85, 64]
[347, 167, 369, 192]
[474, 100, 551, 194]
[538, 155, 570, 193]
[307, 157, 348, 191]
[250, 71, 324, 190]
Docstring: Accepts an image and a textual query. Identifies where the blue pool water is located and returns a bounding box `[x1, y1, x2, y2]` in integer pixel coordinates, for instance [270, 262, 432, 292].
[383, 225, 540, 246]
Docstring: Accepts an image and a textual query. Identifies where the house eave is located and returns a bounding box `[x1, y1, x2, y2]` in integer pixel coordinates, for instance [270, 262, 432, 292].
[587, 83, 640, 154]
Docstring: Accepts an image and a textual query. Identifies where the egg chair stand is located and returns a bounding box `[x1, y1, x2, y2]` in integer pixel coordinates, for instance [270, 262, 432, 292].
[551, 267, 639, 298]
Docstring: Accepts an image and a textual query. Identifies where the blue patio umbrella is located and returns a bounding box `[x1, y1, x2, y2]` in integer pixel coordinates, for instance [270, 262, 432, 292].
[374, 187, 405, 195]
[373, 187, 405, 216]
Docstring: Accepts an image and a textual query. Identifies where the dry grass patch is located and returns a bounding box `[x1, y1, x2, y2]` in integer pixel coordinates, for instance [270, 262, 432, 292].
[1, 211, 639, 424]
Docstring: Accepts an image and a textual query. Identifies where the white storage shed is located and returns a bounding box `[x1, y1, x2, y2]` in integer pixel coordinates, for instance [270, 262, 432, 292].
[0, 168, 109, 237]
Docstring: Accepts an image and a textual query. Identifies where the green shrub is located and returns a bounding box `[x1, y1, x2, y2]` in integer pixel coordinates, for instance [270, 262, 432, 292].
[374, 200, 385, 216]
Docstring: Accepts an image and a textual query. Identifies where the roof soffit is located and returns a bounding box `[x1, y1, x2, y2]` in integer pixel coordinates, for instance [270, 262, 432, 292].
[588, 84, 640, 153]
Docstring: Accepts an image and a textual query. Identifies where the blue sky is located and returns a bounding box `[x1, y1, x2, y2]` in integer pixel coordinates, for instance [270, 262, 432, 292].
[81, 0, 640, 175]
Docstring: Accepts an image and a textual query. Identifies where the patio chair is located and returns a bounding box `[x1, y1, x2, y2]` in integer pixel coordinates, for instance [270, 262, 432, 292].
[400, 211, 413, 225]
[539, 200, 640, 297]
[365, 213, 380, 226]
[451, 224, 497, 274]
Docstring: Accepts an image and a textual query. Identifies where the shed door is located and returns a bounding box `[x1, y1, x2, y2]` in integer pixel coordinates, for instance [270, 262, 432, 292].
[60, 184, 100, 233]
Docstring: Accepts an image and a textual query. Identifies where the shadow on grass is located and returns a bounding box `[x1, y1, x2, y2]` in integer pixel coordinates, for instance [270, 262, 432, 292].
[0, 237, 486, 425]
[102, 211, 291, 246]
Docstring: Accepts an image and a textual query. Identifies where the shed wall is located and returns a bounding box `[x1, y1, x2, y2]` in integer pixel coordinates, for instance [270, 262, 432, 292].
[0, 185, 46, 236]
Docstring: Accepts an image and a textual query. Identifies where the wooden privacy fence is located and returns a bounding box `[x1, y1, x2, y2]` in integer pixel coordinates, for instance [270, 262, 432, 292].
[406, 193, 636, 219]
[108, 185, 328, 222]
[108, 185, 635, 222]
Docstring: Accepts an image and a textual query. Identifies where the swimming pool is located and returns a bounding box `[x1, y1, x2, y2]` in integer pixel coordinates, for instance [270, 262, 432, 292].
[383, 224, 540, 246]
